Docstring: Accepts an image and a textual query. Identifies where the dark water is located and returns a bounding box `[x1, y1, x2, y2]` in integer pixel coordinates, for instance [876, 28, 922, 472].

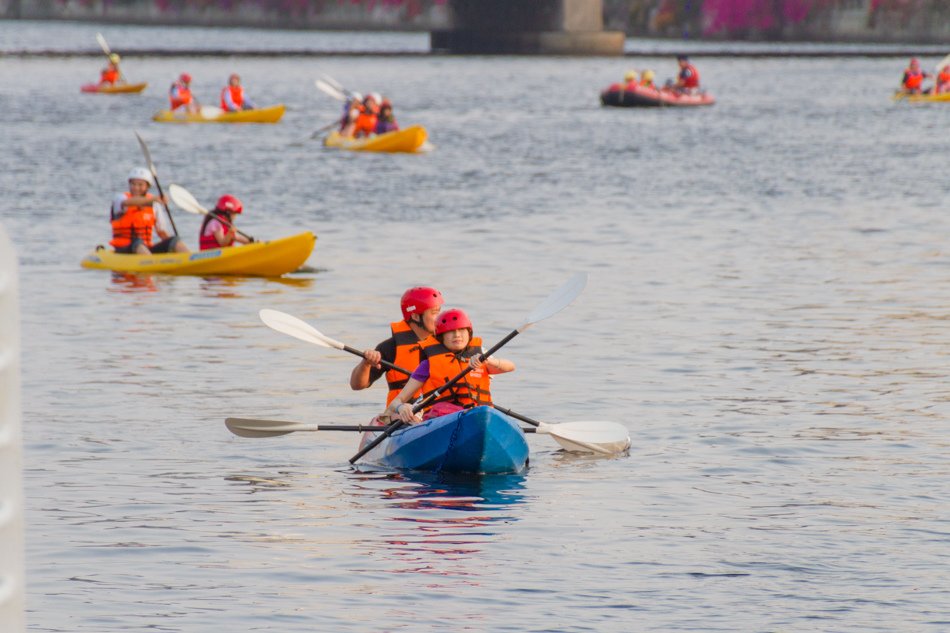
[2, 21, 950, 632]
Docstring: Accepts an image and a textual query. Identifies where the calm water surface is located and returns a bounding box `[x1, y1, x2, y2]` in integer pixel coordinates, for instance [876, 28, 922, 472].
[2, 22, 949, 632]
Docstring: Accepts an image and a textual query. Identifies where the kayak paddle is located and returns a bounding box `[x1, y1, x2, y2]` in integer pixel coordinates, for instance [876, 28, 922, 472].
[348, 273, 591, 464]
[95, 32, 125, 82]
[168, 184, 255, 242]
[134, 131, 179, 236]
[225, 417, 536, 439]
[258, 308, 630, 454]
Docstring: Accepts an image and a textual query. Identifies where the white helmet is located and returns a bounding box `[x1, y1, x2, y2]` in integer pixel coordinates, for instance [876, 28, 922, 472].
[369, 92, 382, 103]
[127, 167, 154, 186]
[349, 91, 363, 102]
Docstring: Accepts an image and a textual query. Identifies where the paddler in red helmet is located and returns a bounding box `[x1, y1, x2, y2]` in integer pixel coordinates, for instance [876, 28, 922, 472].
[674, 55, 701, 94]
[350, 286, 444, 406]
[199, 195, 253, 250]
[169, 73, 200, 114]
[385, 308, 515, 424]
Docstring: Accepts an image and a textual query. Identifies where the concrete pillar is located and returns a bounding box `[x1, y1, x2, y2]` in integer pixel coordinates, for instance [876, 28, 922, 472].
[432, 0, 624, 55]
[0, 223, 25, 633]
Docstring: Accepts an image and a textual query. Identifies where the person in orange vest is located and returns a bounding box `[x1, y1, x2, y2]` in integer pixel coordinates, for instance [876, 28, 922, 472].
[352, 93, 381, 138]
[350, 286, 445, 406]
[900, 58, 930, 95]
[936, 64, 950, 94]
[169, 73, 199, 113]
[99, 54, 122, 86]
[198, 195, 253, 250]
[622, 70, 639, 90]
[385, 308, 515, 424]
[338, 92, 363, 136]
[109, 168, 188, 255]
[674, 55, 701, 94]
[640, 69, 656, 89]
[220, 74, 257, 112]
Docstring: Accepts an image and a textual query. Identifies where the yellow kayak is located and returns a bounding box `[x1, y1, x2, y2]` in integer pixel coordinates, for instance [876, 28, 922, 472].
[893, 91, 950, 102]
[81, 232, 315, 276]
[324, 125, 427, 153]
[152, 104, 286, 124]
[81, 82, 148, 94]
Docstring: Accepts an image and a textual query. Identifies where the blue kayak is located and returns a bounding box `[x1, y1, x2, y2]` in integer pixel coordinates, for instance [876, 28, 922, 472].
[357, 406, 529, 475]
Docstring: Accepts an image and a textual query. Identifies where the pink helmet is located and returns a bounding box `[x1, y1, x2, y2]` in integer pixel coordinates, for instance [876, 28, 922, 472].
[400, 286, 443, 320]
[435, 308, 472, 336]
[180, 73, 192, 83]
[215, 194, 243, 214]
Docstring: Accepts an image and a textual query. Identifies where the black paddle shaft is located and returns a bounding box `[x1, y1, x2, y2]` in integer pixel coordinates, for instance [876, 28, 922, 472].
[347, 329, 521, 464]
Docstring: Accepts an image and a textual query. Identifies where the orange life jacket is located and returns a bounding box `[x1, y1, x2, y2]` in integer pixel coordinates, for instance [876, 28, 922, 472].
[354, 111, 378, 137]
[904, 69, 924, 90]
[110, 193, 156, 248]
[385, 320, 438, 405]
[100, 68, 119, 85]
[419, 337, 492, 412]
[220, 85, 244, 111]
[939, 69, 950, 86]
[169, 82, 193, 110]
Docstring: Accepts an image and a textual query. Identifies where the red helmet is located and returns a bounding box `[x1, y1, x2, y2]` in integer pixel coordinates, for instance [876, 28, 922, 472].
[435, 308, 472, 336]
[215, 194, 242, 214]
[400, 286, 443, 320]
[180, 73, 192, 83]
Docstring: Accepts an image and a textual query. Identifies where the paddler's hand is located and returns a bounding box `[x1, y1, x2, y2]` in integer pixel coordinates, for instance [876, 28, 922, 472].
[361, 349, 382, 369]
[394, 402, 422, 425]
[469, 355, 491, 371]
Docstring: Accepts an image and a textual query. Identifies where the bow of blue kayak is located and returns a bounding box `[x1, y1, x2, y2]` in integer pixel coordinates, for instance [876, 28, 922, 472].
[358, 406, 529, 475]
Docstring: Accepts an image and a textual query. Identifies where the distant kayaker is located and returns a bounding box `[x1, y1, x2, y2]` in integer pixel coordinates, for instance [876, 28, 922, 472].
[99, 54, 121, 86]
[350, 286, 444, 405]
[353, 93, 381, 138]
[936, 65, 950, 94]
[338, 91, 363, 136]
[386, 308, 515, 424]
[220, 74, 257, 112]
[375, 99, 399, 134]
[674, 55, 701, 94]
[109, 168, 187, 255]
[640, 69, 656, 89]
[199, 195, 253, 250]
[623, 70, 639, 90]
[900, 58, 930, 95]
[169, 73, 199, 114]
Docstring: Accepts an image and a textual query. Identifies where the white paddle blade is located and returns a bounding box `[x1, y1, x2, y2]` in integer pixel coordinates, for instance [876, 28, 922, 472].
[536, 420, 631, 455]
[520, 272, 588, 332]
[226, 417, 320, 438]
[200, 105, 224, 119]
[315, 79, 346, 101]
[259, 309, 344, 350]
[168, 184, 208, 215]
[936, 53, 950, 73]
[134, 131, 156, 173]
[96, 33, 111, 55]
[320, 74, 346, 91]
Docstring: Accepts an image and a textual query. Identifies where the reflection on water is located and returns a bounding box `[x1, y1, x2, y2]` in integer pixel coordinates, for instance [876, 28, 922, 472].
[104, 271, 316, 295]
[347, 471, 527, 578]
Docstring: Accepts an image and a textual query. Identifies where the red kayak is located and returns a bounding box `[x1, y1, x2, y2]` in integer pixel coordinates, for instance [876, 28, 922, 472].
[600, 84, 715, 108]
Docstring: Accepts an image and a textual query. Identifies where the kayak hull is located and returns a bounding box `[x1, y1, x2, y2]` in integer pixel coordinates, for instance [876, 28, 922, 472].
[894, 91, 950, 102]
[81, 82, 148, 94]
[151, 104, 286, 124]
[600, 86, 715, 107]
[324, 125, 427, 153]
[80, 231, 315, 276]
[358, 406, 529, 475]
